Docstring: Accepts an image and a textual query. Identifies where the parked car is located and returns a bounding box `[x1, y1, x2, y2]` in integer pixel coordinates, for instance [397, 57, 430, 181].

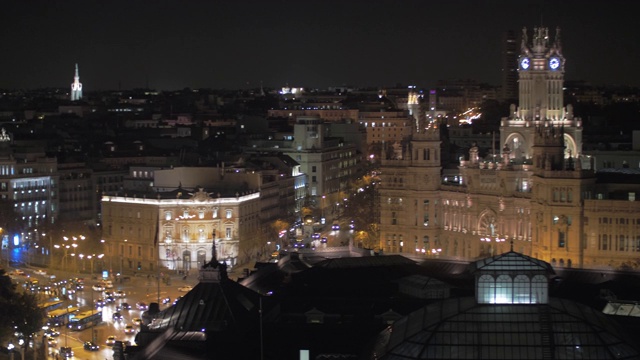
[178, 285, 193, 292]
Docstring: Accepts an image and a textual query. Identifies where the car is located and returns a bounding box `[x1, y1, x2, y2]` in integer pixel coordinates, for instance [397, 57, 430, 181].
[312, 233, 321, 239]
[173, 296, 182, 305]
[321, 237, 328, 243]
[115, 290, 126, 298]
[112, 312, 124, 322]
[124, 324, 135, 334]
[104, 280, 114, 289]
[105, 295, 116, 303]
[83, 341, 99, 351]
[92, 284, 104, 292]
[132, 317, 142, 326]
[331, 221, 340, 230]
[105, 335, 117, 346]
[11, 269, 25, 276]
[120, 302, 131, 310]
[59, 346, 73, 358]
[161, 296, 171, 304]
[44, 328, 60, 338]
[47, 337, 58, 347]
[178, 285, 193, 292]
[135, 302, 148, 310]
[34, 269, 47, 276]
[104, 291, 114, 297]
[95, 298, 105, 308]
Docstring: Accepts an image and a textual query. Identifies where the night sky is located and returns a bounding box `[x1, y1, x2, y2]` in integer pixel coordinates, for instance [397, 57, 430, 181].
[1, 0, 638, 91]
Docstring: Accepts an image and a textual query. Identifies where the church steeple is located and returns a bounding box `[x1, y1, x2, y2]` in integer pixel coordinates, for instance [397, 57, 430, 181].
[71, 63, 83, 101]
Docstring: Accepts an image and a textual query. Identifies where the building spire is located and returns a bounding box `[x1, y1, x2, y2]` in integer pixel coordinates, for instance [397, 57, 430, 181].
[70, 63, 83, 101]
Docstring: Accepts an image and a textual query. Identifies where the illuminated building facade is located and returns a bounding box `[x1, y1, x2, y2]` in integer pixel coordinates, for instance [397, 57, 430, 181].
[101, 188, 260, 274]
[70, 63, 83, 101]
[0, 131, 57, 249]
[378, 27, 640, 269]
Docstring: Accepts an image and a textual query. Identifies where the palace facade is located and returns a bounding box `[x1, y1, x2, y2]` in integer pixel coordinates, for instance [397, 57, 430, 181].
[378, 27, 640, 269]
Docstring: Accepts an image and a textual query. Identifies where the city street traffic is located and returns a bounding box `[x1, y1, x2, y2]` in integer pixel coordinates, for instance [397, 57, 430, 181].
[5, 261, 200, 360]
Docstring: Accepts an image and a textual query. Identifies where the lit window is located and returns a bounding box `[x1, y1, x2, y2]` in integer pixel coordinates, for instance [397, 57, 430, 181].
[226, 210, 232, 219]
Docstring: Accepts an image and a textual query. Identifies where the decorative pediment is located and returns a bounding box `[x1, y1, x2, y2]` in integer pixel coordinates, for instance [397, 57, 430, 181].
[190, 187, 213, 202]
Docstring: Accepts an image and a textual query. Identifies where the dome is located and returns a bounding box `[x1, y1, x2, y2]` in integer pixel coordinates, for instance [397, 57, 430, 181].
[368, 296, 640, 359]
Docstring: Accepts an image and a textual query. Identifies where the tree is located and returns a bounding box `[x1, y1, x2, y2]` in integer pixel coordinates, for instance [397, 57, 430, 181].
[270, 219, 291, 247]
[0, 268, 45, 347]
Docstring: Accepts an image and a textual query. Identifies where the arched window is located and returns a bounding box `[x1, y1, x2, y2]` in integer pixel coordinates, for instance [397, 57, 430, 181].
[532, 275, 548, 304]
[495, 275, 513, 304]
[513, 275, 531, 304]
[477, 274, 495, 304]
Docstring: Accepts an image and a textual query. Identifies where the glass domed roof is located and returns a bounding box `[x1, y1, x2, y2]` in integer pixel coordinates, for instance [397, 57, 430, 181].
[368, 296, 640, 359]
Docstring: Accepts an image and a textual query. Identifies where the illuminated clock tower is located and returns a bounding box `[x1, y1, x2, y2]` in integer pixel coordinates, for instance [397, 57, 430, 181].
[500, 27, 581, 161]
[70, 63, 83, 101]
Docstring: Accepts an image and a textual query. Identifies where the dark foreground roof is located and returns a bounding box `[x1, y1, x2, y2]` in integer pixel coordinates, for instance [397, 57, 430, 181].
[368, 296, 640, 359]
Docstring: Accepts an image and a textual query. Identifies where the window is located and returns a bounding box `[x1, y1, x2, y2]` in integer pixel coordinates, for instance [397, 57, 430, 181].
[138, 246, 142, 257]
[226, 209, 232, 219]
[213, 208, 218, 218]
[312, 176, 317, 182]
[619, 235, 626, 251]
[165, 211, 172, 221]
[391, 212, 397, 225]
[226, 227, 232, 239]
[558, 231, 565, 248]
[312, 166, 316, 172]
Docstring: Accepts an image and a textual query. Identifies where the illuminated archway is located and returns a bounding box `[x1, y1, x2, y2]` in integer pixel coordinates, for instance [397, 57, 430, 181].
[504, 132, 527, 160]
[563, 134, 577, 158]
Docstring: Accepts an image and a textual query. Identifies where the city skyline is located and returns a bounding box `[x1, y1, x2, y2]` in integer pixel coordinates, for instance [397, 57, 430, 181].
[1, 0, 639, 91]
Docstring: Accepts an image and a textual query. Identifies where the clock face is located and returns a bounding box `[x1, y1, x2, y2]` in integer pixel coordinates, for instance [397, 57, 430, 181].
[520, 57, 530, 70]
[549, 57, 560, 70]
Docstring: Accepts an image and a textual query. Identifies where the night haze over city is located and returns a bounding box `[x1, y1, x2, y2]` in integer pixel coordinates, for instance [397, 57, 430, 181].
[1, 0, 639, 90]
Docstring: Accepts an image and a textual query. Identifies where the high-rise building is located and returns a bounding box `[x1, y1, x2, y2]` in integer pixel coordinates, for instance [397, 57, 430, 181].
[378, 27, 640, 270]
[500, 30, 518, 102]
[70, 63, 83, 101]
